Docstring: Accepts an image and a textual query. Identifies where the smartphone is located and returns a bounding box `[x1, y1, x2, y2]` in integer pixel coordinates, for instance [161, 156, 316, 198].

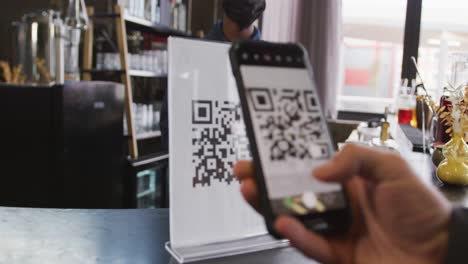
[230, 41, 351, 237]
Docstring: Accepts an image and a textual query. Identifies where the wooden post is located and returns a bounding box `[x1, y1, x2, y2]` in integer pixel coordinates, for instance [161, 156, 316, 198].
[115, 4, 139, 159]
[82, 7, 94, 81]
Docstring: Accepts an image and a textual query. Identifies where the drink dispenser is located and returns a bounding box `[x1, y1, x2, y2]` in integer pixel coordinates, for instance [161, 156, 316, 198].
[11, 10, 62, 84]
[10, 0, 89, 85]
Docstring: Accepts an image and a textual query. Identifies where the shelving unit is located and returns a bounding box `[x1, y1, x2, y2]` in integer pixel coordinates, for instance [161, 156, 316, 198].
[82, 2, 193, 209]
[83, 4, 190, 159]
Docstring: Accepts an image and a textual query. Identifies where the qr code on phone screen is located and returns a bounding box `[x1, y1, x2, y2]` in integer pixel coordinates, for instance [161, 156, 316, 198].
[248, 88, 329, 162]
[192, 100, 250, 188]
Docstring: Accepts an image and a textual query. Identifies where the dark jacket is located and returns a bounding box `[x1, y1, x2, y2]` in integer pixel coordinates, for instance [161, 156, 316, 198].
[446, 208, 468, 263]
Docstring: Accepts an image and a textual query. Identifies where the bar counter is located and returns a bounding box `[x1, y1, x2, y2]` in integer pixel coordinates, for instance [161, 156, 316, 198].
[0, 152, 466, 264]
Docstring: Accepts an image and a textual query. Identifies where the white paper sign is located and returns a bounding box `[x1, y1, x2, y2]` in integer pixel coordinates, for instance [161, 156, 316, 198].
[168, 37, 266, 248]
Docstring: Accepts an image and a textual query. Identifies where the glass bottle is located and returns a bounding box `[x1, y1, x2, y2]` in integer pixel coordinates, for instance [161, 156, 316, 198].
[177, 0, 186, 32]
[434, 88, 453, 145]
[397, 85, 417, 126]
[145, 0, 152, 21]
[65, 0, 89, 30]
[170, 0, 179, 30]
[156, 0, 161, 23]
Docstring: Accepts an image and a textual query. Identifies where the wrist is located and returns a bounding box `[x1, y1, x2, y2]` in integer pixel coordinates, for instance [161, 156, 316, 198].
[414, 204, 451, 264]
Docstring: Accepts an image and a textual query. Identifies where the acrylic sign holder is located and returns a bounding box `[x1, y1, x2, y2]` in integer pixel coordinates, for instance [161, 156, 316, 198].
[166, 236, 289, 263]
[166, 37, 290, 263]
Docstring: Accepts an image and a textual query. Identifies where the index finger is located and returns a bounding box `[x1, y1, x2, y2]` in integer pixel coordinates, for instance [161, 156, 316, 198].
[233, 160, 255, 181]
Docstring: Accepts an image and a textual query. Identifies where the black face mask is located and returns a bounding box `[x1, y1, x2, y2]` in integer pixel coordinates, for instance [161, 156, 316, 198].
[223, 0, 266, 30]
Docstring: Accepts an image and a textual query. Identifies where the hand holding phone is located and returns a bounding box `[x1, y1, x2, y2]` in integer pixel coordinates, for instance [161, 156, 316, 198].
[230, 41, 451, 264]
[229, 41, 351, 236]
[234, 144, 451, 264]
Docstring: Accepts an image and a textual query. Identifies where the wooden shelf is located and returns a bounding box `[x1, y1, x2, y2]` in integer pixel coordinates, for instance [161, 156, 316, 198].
[136, 131, 162, 140]
[129, 70, 167, 78]
[82, 69, 125, 74]
[124, 13, 190, 37]
[125, 131, 162, 140]
[130, 152, 169, 167]
[83, 69, 167, 78]
[90, 11, 191, 37]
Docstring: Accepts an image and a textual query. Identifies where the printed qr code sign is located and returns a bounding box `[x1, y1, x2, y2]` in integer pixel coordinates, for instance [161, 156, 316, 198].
[249, 88, 329, 162]
[192, 101, 213, 124]
[309, 143, 329, 159]
[192, 100, 251, 188]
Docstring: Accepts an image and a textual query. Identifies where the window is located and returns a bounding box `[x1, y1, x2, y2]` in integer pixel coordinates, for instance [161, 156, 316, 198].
[418, 0, 468, 100]
[339, 0, 408, 113]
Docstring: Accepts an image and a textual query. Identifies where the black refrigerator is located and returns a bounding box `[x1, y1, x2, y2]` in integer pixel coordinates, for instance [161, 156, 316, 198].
[0, 81, 127, 209]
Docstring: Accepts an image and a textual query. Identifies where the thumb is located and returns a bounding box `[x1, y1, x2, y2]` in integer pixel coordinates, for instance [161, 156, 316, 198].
[275, 216, 335, 263]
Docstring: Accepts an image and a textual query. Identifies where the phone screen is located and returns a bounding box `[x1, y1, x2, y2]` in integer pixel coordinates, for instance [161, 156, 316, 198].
[239, 60, 347, 217]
